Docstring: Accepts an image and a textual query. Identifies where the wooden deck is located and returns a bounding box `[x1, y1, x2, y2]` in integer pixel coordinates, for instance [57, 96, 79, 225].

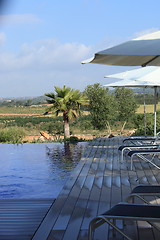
[0, 198, 53, 240]
[1, 137, 160, 240]
[31, 137, 160, 240]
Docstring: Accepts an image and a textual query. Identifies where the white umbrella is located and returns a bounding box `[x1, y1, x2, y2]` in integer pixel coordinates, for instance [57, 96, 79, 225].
[104, 66, 160, 136]
[82, 31, 160, 67]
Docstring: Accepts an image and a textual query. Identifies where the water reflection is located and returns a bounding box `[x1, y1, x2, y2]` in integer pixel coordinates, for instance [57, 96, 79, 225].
[0, 142, 88, 199]
[46, 142, 87, 174]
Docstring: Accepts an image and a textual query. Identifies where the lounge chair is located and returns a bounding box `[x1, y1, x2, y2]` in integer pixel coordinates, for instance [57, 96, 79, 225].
[123, 133, 160, 145]
[118, 144, 159, 162]
[123, 137, 158, 145]
[126, 185, 160, 204]
[88, 203, 160, 240]
[89, 185, 160, 239]
[128, 149, 160, 170]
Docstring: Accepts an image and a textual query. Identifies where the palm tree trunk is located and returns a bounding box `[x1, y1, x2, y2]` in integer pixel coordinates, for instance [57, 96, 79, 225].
[63, 113, 70, 138]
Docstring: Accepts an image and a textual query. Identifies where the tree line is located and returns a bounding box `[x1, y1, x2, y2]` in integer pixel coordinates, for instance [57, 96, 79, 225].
[44, 84, 138, 138]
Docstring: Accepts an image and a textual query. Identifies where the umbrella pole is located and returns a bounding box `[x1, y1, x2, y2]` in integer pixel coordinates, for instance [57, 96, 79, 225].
[154, 87, 157, 137]
[144, 88, 146, 136]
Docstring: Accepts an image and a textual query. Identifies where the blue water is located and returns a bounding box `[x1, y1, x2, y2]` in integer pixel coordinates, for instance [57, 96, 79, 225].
[0, 142, 87, 199]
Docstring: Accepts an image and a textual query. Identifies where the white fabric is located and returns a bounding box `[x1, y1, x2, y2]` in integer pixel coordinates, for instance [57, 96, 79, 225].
[133, 31, 160, 40]
[82, 31, 160, 66]
[104, 66, 160, 87]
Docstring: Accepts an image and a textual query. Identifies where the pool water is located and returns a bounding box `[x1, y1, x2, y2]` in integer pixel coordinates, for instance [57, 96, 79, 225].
[0, 142, 87, 199]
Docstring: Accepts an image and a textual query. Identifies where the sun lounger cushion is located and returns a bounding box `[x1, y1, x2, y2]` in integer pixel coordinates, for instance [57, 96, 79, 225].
[128, 149, 160, 157]
[123, 137, 158, 144]
[126, 185, 160, 204]
[123, 137, 157, 141]
[101, 203, 160, 219]
[131, 185, 160, 194]
[118, 144, 159, 151]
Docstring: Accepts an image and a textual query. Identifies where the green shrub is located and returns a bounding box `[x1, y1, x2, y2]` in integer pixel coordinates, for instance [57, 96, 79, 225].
[68, 136, 79, 142]
[78, 120, 93, 131]
[42, 121, 64, 135]
[71, 115, 93, 131]
[0, 127, 26, 143]
[133, 112, 160, 136]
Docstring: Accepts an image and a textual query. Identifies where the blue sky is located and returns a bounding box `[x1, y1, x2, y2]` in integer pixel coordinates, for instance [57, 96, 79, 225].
[0, 0, 160, 97]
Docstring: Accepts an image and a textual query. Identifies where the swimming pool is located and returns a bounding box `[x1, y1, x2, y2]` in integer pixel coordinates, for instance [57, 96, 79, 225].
[0, 142, 88, 199]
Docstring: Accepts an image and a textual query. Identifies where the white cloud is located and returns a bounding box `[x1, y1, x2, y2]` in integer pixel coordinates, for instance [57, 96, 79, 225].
[3, 30, 156, 97]
[0, 14, 41, 25]
[0, 39, 91, 71]
[0, 32, 6, 45]
[0, 38, 96, 97]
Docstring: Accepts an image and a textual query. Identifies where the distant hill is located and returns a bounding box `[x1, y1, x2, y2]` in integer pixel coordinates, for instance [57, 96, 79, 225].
[0, 96, 48, 106]
[0, 87, 158, 106]
[109, 87, 155, 94]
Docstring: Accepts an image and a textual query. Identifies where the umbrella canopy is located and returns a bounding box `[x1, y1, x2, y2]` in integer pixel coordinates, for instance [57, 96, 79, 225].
[105, 66, 160, 87]
[104, 66, 160, 136]
[82, 31, 160, 67]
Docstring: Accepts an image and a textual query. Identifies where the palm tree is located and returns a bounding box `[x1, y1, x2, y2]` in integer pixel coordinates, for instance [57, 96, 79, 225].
[44, 85, 87, 138]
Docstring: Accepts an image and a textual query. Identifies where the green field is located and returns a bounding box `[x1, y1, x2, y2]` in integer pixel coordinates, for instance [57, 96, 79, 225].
[0, 105, 47, 115]
[0, 103, 157, 143]
[0, 105, 113, 142]
[0, 103, 158, 115]
[136, 103, 160, 114]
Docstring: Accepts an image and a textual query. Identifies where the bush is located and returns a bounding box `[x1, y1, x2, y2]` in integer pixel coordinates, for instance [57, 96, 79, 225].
[133, 112, 160, 136]
[42, 121, 64, 135]
[71, 115, 93, 131]
[78, 120, 93, 131]
[67, 136, 79, 142]
[0, 127, 26, 143]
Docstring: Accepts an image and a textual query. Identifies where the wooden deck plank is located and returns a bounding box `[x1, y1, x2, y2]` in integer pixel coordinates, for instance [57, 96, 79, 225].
[94, 139, 113, 240]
